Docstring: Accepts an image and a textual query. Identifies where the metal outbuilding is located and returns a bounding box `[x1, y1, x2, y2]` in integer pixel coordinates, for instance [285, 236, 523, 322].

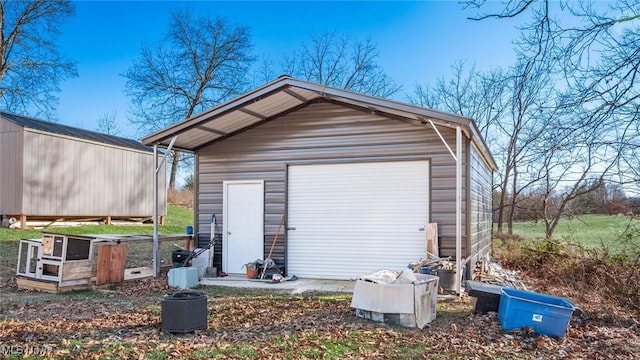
[142, 76, 496, 291]
[0, 111, 166, 228]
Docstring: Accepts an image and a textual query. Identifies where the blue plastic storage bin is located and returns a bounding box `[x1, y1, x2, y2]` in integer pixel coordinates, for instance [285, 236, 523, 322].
[498, 288, 575, 338]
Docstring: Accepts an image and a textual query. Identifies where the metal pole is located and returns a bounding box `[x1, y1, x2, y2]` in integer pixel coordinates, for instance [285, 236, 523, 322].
[153, 144, 159, 277]
[152, 136, 177, 277]
[456, 126, 462, 295]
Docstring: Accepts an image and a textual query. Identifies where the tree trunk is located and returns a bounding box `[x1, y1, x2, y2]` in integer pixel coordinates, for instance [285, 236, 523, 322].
[496, 161, 513, 233]
[507, 166, 519, 235]
[169, 150, 180, 191]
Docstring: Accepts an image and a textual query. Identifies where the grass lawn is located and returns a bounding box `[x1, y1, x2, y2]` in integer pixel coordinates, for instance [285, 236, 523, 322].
[508, 214, 640, 253]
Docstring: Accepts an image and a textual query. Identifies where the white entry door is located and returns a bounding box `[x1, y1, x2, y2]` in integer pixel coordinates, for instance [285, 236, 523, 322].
[223, 180, 264, 274]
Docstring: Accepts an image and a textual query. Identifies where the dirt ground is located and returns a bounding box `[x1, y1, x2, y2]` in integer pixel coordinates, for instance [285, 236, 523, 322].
[1, 269, 639, 359]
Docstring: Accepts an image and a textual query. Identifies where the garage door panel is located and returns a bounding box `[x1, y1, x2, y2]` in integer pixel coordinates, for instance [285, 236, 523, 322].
[287, 160, 429, 279]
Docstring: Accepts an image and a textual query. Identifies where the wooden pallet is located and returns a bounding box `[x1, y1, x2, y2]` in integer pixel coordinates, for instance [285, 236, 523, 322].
[16, 277, 90, 293]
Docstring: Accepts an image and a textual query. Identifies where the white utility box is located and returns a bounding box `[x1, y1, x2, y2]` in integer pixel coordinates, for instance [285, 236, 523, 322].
[350, 271, 439, 329]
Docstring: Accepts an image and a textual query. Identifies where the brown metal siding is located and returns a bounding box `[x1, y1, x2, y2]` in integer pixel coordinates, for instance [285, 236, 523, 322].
[195, 101, 467, 270]
[0, 119, 24, 214]
[467, 142, 493, 266]
[19, 130, 164, 217]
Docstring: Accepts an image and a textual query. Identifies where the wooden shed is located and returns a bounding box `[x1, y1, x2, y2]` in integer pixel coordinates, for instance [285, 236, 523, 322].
[142, 77, 496, 287]
[0, 111, 166, 228]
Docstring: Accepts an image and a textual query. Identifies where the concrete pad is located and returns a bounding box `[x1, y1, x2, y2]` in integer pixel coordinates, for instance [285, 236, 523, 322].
[199, 275, 355, 294]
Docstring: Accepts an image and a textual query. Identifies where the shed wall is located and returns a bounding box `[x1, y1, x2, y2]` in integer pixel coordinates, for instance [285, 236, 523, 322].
[467, 142, 494, 267]
[195, 101, 468, 270]
[0, 119, 24, 214]
[20, 130, 165, 217]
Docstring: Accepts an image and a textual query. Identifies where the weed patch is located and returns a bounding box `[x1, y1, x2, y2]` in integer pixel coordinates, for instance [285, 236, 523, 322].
[494, 237, 640, 314]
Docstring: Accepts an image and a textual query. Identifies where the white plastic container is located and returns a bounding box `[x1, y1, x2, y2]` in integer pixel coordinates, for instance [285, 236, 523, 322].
[350, 272, 439, 329]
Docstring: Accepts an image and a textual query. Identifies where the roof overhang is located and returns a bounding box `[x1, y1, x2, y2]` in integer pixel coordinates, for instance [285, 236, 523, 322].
[141, 76, 497, 170]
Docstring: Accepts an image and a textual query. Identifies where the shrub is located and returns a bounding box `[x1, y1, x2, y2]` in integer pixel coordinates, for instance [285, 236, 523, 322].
[167, 189, 194, 209]
[494, 237, 640, 312]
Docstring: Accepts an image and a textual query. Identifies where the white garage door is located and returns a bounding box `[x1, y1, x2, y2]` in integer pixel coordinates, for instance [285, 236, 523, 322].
[287, 160, 429, 279]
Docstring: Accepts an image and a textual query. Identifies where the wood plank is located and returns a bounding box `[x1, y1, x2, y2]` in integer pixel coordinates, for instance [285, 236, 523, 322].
[61, 260, 95, 281]
[124, 267, 153, 280]
[96, 244, 127, 285]
[425, 223, 439, 258]
[96, 245, 111, 285]
[59, 279, 91, 287]
[57, 284, 91, 292]
[109, 244, 127, 283]
[16, 277, 58, 293]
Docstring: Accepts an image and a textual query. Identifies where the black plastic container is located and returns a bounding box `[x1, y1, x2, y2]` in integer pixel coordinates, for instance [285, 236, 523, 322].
[161, 290, 207, 333]
[172, 249, 192, 265]
[465, 280, 503, 313]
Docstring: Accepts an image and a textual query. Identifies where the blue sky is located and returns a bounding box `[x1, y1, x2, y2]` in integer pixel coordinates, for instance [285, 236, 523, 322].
[56, 1, 521, 139]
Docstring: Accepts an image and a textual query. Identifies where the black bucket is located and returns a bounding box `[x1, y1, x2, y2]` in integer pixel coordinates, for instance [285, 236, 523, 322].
[161, 290, 207, 333]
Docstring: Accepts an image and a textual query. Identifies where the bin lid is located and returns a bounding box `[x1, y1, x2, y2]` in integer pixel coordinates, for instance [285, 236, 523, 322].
[172, 249, 193, 255]
[164, 290, 206, 300]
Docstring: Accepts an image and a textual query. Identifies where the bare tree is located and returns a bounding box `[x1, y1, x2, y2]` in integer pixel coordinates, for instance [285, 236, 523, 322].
[282, 31, 401, 97]
[252, 55, 278, 87]
[409, 60, 549, 235]
[0, 0, 77, 118]
[96, 110, 120, 136]
[124, 10, 255, 190]
[410, 61, 508, 142]
[457, 0, 640, 237]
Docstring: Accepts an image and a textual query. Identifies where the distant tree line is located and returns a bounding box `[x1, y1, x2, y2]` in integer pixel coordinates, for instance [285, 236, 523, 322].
[496, 180, 638, 224]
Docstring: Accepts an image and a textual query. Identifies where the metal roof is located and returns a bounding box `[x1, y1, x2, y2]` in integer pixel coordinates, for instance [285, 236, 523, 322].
[141, 76, 497, 170]
[1, 111, 152, 152]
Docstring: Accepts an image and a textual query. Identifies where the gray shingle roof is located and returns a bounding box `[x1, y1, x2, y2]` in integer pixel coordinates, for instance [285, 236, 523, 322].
[0, 111, 151, 152]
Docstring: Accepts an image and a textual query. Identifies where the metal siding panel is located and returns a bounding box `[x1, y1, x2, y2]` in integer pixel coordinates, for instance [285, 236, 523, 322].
[0, 121, 24, 213]
[287, 161, 429, 279]
[244, 91, 305, 116]
[20, 131, 162, 217]
[0, 117, 23, 132]
[195, 102, 464, 271]
[468, 144, 493, 262]
[211, 111, 258, 134]
[184, 127, 224, 149]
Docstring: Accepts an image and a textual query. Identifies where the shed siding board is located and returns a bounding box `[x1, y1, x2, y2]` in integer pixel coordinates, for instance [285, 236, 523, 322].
[468, 143, 493, 264]
[0, 119, 24, 214]
[20, 130, 164, 217]
[195, 101, 468, 270]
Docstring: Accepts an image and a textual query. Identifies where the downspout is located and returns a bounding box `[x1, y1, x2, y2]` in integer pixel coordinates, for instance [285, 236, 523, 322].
[456, 126, 462, 295]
